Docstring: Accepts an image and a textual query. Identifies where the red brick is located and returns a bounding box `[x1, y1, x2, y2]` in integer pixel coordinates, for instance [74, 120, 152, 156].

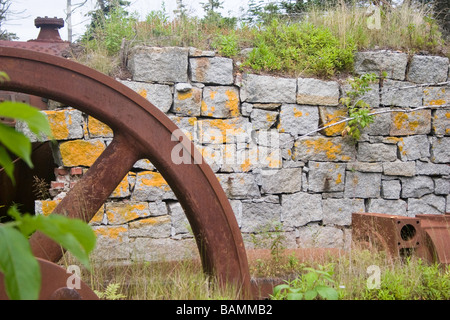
[70, 167, 83, 176]
[51, 181, 65, 189]
[54, 167, 69, 176]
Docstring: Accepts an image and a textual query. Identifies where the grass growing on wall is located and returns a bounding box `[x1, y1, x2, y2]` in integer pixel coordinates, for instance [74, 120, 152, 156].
[75, 2, 449, 79]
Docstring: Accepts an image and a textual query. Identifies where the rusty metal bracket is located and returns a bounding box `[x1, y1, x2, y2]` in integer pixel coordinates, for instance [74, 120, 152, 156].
[352, 212, 450, 266]
[0, 46, 251, 297]
[416, 214, 450, 265]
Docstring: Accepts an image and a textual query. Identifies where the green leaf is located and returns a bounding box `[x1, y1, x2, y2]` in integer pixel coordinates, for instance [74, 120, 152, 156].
[304, 289, 318, 300]
[287, 292, 303, 300]
[273, 283, 290, 296]
[0, 145, 15, 184]
[316, 285, 339, 300]
[7, 207, 37, 238]
[303, 271, 319, 288]
[0, 226, 41, 300]
[0, 101, 51, 137]
[33, 214, 96, 269]
[0, 123, 33, 168]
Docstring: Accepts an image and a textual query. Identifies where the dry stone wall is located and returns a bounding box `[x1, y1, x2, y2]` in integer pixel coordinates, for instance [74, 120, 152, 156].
[28, 47, 450, 263]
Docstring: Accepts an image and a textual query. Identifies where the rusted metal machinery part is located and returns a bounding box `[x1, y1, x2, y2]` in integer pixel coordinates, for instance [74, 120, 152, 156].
[0, 258, 98, 300]
[352, 212, 450, 266]
[0, 16, 70, 56]
[0, 46, 252, 297]
[416, 213, 450, 265]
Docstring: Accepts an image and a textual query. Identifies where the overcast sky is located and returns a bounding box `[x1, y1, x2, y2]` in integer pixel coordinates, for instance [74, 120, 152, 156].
[5, 0, 247, 41]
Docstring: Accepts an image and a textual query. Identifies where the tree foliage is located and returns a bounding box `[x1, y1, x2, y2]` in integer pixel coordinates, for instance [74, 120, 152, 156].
[0, 0, 17, 40]
[85, 0, 131, 36]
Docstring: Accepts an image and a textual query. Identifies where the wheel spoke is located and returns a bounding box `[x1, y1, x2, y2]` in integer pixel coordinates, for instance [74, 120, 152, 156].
[29, 134, 141, 261]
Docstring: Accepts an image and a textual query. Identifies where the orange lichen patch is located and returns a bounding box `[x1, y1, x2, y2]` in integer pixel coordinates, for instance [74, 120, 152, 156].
[391, 110, 430, 135]
[266, 156, 281, 168]
[136, 216, 170, 226]
[303, 138, 342, 161]
[385, 137, 403, 144]
[46, 110, 70, 140]
[59, 139, 106, 167]
[336, 173, 342, 184]
[277, 122, 285, 133]
[199, 119, 246, 144]
[110, 175, 130, 198]
[89, 206, 105, 224]
[201, 101, 208, 114]
[88, 116, 113, 137]
[428, 99, 446, 106]
[266, 113, 277, 123]
[36, 200, 61, 216]
[209, 90, 218, 100]
[138, 89, 147, 99]
[188, 117, 197, 126]
[241, 158, 252, 172]
[106, 202, 148, 224]
[393, 112, 409, 130]
[94, 225, 128, 241]
[225, 90, 240, 117]
[140, 171, 171, 191]
[320, 108, 348, 136]
[177, 91, 193, 101]
[293, 107, 303, 118]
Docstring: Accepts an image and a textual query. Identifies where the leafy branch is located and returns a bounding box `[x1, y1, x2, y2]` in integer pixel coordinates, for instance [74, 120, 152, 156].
[300, 104, 450, 139]
[299, 75, 450, 140]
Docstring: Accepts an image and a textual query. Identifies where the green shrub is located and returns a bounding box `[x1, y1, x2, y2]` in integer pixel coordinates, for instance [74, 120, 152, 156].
[84, 7, 137, 56]
[244, 19, 355, 78]
[212, 32, 239, 57]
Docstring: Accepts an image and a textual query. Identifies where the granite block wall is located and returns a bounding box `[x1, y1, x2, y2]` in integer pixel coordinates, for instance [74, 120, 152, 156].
[26, 47, 450, 262]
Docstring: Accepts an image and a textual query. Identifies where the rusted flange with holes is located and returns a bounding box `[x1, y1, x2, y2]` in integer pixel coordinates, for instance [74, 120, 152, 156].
[0, 46, 251, 298]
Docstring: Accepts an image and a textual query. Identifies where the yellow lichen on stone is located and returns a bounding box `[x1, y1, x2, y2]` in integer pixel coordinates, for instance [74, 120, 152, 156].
[241, 158, 252, 172]
[303, 138, 342, 161]
[209, 90, 218, 100]
[199, 119, 246, 144]
[293, 107, 303, 118]
[225, 90, 239, 117]
[45, 110, 70, 140]
[89, 206, 105, 224]
[106, 202, 148, 224]
[110, 174, 131, 198]
[140, 171, 171, 191]
[201, 101, 208, 114]
[136, 216, 170, 226]
[138, 89, 147, 99]
[177, 91, 193, 101]
[336, 173, 342, 184]
[36, 200, 61, 216]
[390, 110, 430, 136]
[88, 116, 113, 137]
[320, 108, 348, 136]
[428, 99, 446, 106]
[94, 225, 127, 241]
[59, 139, 106, 167]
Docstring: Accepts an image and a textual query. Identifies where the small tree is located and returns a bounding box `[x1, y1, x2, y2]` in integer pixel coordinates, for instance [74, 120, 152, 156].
[201, 0, 224, 24]
[0, 0, 17, 40]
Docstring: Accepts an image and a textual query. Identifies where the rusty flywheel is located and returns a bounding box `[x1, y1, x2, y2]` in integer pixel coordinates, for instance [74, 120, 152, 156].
[0, 46, 251, 297]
